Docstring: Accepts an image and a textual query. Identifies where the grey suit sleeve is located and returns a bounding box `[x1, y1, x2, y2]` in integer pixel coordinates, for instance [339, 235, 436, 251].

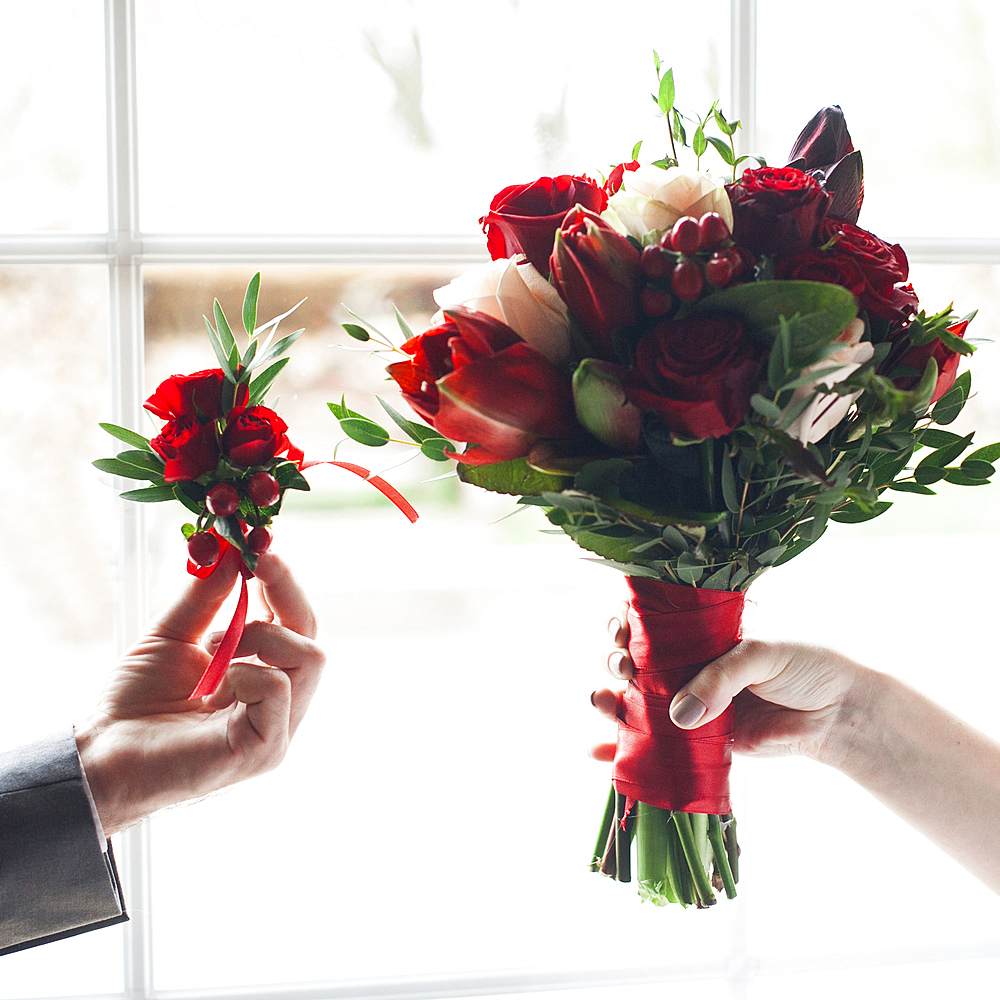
[0, 730, 128, 956]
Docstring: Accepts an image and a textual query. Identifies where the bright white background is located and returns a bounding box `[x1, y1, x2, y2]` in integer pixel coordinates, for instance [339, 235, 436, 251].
[1, 2, 1000, 999]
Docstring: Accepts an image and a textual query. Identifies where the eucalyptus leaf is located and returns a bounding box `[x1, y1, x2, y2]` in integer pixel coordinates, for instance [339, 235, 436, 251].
[213, 300, 238, 358]
[339, 416, 390, 447]
[944, 469, 991, 487]
[377, 396, 447, 445]
[701, 564, 733, 590]
[887, 481, 936, 495]
[248, 357, 290, 405]
[394, 306, 414, 340]
[343, 323, 370, 342]
[750, 394, 782, 422]
[205, 316, 238, 382]
[253, 328, 304, 370]
[119, 484, 176, 503]
[93, 457, 160, 481]
[829, 501, 892, 523]
[967, 442, 1000, 463]
[960, 459, 995, 479]
[420, 437, 453, 461]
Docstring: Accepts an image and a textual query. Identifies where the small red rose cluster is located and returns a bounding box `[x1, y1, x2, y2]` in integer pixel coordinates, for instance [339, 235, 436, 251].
[381, 106, 965, 460]
[144, 368, 302, 573]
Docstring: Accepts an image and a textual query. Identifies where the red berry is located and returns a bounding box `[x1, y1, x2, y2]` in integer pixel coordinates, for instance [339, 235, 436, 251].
[704, 252, 736, 287]
[640, 244, 672, 280]
[206, 482, 240, 518]
[668, 216, 701, 254]
[697, 211, 731, 248]
[671, 259, 704, 300]
[247, 525, 271, 555]
[248, 471, 280, 508]
[187, 532, 220, 569]
[640, 285, 674, 318]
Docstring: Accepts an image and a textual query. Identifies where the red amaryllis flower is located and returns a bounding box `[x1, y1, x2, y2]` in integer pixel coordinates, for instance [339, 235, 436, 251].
[891, 320, 968, 403]
[222, 405, 292, 466]
[818, 218, 918, 326]
[625, 314, 764, 439]
[145, 369, 247, 422]
[386, 306, 578, 466]
[480, 174, 608, 274]
[150, 414, 220, 482]
[603, 160, 641, 197]
[785, 105, 864, 225]
[726, 165, 830, 257]
[549, 206, 642, 359]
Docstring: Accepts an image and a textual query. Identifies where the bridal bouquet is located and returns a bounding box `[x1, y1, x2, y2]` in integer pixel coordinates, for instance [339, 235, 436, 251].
[334, 70, 997, 906]
[97, 274, 416, 699]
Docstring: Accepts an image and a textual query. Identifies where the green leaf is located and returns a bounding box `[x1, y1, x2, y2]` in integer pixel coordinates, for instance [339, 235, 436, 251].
[458, 457, 570, 497]
[274, 461, 310, 491]
[247, 357, 290, 405]
[917, 428, 965, 449]
[420, 437, 453, 461]
[706, 135, 735, 165]
[676, 551, 704, 585]
[756, 545, 787, 566]
[887, 481, 937, 495]
[394, 306, 414, 340]
[967, 441, 1000, 463]
[702, 564, 733, 590]
[93, 457, 160, 481]
[242, 272, 260, 337]
[117, 449, 164, 473]
[343, 323, 370, 342]
[692, 124, 707, 158]
[252, 329, 304, 370]
[99, 422, 153, 452]
[720, 450, 740, 514]
[932, 370, 971, 425]
[830, 501, 892, 523]
[960, 459, 995, 479]
[120, 484, 176, 503]
[630, 140, 642, 161]
[213, 300, 240, 373]
[943, 469, 991, 486]
[713, 106, 738, 136]
[750, 393, 782, 422]
[914, 465, 948, 485]
[205, 316, 238, 381]
[339, 416, 390, 447]
[695, 281, 858, 364]
[658, 67, 675, 114]
[173, 483, 206, 515]
[214, 514, 257, 573]
[377, 396, 449, 446]
[916, 432, 973, 470]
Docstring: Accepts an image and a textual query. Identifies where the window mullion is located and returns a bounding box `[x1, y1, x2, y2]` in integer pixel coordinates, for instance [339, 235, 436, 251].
[730, 0, 757, 155]
[105, 0, 152, 997]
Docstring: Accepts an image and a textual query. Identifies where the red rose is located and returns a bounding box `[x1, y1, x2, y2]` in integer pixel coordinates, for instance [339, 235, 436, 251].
[891, 320, 968, 403]
[387, 306, 578, 466]
[625, 314, 763, 439]
[145, 369, 246, 422]
[150, 414, 220, 482]
[549, 206, 642, 359]
[479, 174, 608, 274]
[222, 405, 291, 467]
[726, 165, 830, 257]
[775, 247, 868, 302]
[819, 219, 918, 326]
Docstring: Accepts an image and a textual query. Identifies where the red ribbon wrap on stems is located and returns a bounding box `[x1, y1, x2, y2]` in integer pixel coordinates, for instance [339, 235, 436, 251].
[613, 578, 745, 814]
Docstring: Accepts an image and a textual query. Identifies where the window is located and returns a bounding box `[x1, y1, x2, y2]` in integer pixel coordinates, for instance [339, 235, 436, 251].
[2, 1, 1000, 997]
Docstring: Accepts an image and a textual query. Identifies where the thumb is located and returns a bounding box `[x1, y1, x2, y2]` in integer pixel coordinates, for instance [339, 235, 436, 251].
[669, 639, 777, 729]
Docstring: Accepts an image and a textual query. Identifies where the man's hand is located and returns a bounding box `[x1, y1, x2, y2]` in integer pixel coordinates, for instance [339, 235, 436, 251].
[74, 548, 325, 835]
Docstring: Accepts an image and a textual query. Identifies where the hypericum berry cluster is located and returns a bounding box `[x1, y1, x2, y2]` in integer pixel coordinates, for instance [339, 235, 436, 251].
[639, 211, 749, 316]
[186, 471, 281, 568]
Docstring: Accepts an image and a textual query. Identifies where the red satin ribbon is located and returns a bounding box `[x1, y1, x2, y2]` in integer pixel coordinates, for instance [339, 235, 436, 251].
[613, 578, 745, 814]
[186, 459, 418, 700]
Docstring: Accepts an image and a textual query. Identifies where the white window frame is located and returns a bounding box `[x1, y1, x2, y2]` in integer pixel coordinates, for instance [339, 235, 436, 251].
[3, 0, 1000, 996]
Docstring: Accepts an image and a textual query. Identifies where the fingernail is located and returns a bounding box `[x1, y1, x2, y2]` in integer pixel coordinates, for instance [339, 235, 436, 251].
[590, 690, 597, 706]
[607, 651, 631, 680]
[670, 693, 707, 728]
[607, 617, 622, 639]
[207, 631, 224, 647]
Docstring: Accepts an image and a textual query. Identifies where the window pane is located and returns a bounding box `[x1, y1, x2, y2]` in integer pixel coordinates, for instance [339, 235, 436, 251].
[0, 265, 122, 996]
[136, 0, 729, 234]
[757, 0, 1000, 238]
[141, 266, 729, 991]
[0, 1, 107, 233]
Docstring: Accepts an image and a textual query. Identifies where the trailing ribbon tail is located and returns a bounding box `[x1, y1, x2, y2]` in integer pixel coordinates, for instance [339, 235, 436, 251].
[300, 459, 420, 523]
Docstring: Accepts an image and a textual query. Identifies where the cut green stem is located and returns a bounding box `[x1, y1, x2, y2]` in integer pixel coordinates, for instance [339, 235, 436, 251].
[672, 811, 716, 906]
[708, 814, 738, 899]
[591, 785, 617, 873]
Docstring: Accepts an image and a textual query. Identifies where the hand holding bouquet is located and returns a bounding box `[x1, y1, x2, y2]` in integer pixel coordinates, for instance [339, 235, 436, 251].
[334, 66, 997, 906]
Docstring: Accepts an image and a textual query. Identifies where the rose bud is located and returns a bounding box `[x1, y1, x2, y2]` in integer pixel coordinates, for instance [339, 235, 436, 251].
[891, 319, 969, 403]
[572, 359, 642, 452]
[480, 174, 608, 275]
[386, 306, 579, 467]
[145, 368, 247, 422]
[549, 206, 642, 359]
[223, 405, 292, 467]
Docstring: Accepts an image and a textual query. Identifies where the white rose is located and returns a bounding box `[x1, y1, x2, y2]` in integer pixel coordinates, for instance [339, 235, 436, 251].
[432, 256, 571, 365]
[784, 319, 874, 444]
[604, 165, 733, 243]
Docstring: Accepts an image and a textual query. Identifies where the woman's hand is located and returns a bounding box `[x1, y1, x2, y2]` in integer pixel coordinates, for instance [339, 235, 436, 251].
[591, 605, 867, 766]
[74, 548, 325, 835]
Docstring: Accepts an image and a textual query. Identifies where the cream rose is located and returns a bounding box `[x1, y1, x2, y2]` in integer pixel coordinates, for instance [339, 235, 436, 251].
[783, 318, 874, 444]
[604, 165, 733, 243]
[432, 256, 571, 365]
